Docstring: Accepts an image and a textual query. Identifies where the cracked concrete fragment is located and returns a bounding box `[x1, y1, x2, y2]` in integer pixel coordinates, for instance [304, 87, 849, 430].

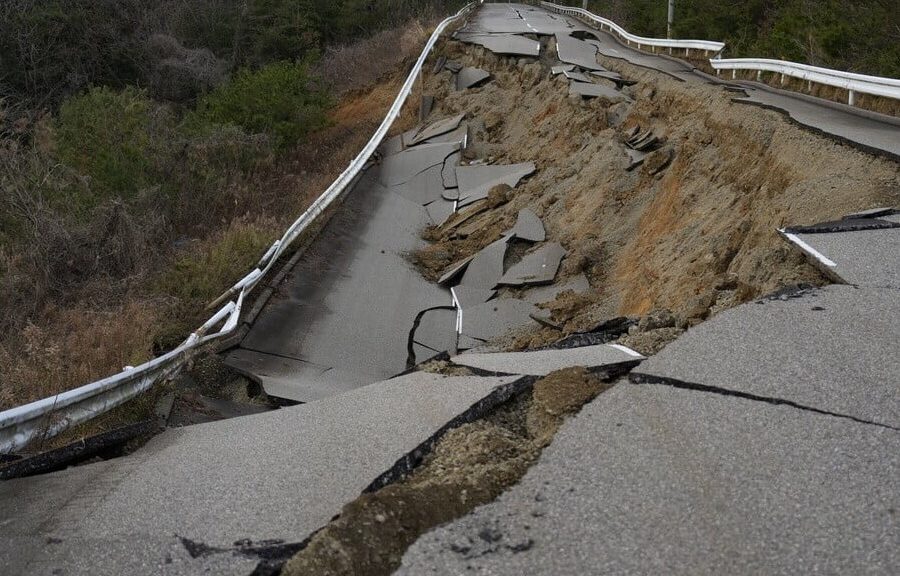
[842, 207, 898, 220]
[438, 254, 476, 286]
[523, 273, 590, 305]
[456, 162, 536, 207]
[461, 299, 541, 343]
[509, 208, 545, 242]
[631, 285, 900, 426]
[425, 198, 456, 226]
[380, 142, 460, 187]
[459, 236, 512, 289]
[625, 148, 648, 170]
[412, 308, 458, 357]
[562, 70, 592, 83]
[784, 227, 900, 288]
[406, 114, 466, 147]
[398, 383, 900, 575]
[498, 243, 565, 287]
[452, 286, 497, 310]
[569, 81, 629, 102]
[554, 33, 604, 71]
[451, 344, 643, 376]
[456, 67, 492, 91]
[391, 164, 447, 205]
[457, 33, 541, 57]
[442, 151, 462, 189]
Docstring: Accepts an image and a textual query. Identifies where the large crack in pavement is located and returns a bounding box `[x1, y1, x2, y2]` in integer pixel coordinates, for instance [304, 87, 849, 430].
[629, 372, 900, 431]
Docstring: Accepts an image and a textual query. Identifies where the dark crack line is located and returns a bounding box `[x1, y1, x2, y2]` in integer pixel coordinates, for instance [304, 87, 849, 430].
[629, 372, 900, 431]
[236, 345, 322, 367]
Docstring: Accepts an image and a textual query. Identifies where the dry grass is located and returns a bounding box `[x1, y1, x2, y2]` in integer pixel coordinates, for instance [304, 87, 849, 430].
[0, 299, 160, 411]
[320, 19, 433, 97]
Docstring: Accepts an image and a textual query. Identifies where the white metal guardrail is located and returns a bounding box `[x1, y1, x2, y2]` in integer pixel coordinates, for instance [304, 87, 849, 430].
[709, 57, 900, 105]
[0, 1, 480, 455]
[540, 1, 724, 55]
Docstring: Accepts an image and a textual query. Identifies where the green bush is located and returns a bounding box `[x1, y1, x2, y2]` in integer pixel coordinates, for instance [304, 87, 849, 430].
[188, 61, 329, 149]
[155, 220, 277, 304]
[54, 86, 172, 212]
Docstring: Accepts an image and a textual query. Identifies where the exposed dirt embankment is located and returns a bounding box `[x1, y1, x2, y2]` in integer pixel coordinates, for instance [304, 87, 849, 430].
[416, 40, 899, 349]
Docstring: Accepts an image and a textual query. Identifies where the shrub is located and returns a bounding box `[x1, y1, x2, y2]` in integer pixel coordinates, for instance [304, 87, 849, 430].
[152, 219, 278, 347]
[0, 0, 147, 105]
[155, 219, 278, 305]
[188, 61, 330, 149]
[54, 86, 173, 212]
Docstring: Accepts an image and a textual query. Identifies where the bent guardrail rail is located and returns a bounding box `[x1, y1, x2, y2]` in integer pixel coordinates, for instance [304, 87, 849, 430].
[708, 57, 900, 106]
[0, 1, 480, 455]
[540, 1, 724, 55]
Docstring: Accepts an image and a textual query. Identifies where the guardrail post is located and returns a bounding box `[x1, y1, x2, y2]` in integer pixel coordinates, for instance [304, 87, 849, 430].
[848, 89, 855, 106]
[732, 70, 736, 80]
[756, 70, 762, 82]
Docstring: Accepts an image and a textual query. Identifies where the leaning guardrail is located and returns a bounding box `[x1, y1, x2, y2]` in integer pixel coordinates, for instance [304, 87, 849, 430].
[540, 1, 724, 55]
[0, 1, 479, 455]
[708, 57, 900, 106]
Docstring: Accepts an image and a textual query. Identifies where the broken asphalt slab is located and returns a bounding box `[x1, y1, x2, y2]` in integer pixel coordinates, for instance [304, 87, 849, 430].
[523, 273, 590, 305]
[411, 308, 458, 358]
[498, 242, 565, 286]
[460, 299, 542, 344]
[0, 371, 527, 575]
[554, 33, 603, 71]
[456, 67, 492, 91]
[458, 235, 510, 289]
[405, 114, 466, 147]
[456, 162, 536, 207]
[509, 208, 545, 242]
[631, 284, 900, 428]
[451, 286, 496, 310]
[451, 343, 643, 376]
[569, 80, 630, 102]
[390, 163, 447, 205]
[782, 227, 900, 288]
[379, 142, 460, 187]
[456, 33, 541, 57]
[398, 382, 900, 575]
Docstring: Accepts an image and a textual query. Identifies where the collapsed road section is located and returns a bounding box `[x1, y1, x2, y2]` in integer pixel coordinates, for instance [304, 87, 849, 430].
[1, 2, 898, 576]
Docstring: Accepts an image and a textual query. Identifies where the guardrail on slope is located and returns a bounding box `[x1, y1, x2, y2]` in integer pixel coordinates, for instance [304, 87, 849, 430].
[540, 1, 724, 56]
[709, 57, 900, 106]
[0, 1, 480, 455]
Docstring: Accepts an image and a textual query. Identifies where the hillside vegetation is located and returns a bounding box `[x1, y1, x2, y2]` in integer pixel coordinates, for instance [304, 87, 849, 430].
[575, 0, 900, 78]
[0, 0, 462, 414]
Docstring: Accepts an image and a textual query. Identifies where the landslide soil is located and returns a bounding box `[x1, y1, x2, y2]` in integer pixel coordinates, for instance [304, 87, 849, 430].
[413, 37, 899, 350]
